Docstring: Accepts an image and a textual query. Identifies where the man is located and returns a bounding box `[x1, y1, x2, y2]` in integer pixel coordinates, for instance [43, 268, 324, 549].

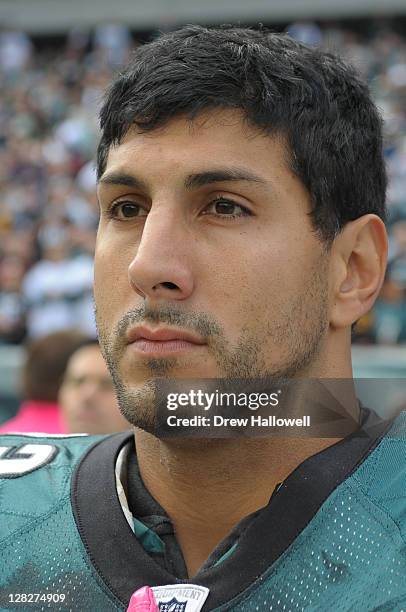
[1, 26, 405, 612]
[58, 340, 129, 434]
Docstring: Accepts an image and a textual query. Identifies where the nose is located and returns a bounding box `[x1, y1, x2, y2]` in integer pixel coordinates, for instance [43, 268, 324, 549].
[128, 207, 194, 301]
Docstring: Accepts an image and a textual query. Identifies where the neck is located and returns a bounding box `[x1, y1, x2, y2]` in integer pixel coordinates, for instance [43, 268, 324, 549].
[134, 431, 342, 576]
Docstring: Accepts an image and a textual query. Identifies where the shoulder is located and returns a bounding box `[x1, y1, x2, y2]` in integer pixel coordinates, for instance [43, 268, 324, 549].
[0, 433, 129, 610]
[0, 432, 105, 475]
[351, 411, 406, 536]
[0, 433, 107, 541]
[354, 410, 406, 485]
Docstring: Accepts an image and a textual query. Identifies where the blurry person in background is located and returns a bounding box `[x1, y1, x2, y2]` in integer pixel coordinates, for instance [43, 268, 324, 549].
[0, 254, 27, 344]
[59, 340, 129, 434]
[286, 20, 323, 47]
[22, 238, 95, 339]
[0, 27, 32, 76]
[92, 21, 133, 67]
[0, 329, 87, 433]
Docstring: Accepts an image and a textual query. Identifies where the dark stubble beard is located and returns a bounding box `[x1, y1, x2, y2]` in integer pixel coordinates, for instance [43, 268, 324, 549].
[95, 258, 329, 434]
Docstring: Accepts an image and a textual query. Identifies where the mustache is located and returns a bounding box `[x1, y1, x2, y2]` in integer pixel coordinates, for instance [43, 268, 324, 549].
[114, 304, 223, 343]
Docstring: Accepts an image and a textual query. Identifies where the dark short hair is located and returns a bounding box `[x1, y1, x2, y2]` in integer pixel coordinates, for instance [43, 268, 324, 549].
[22, 330, 92, 402]
[97, 25, 386, 242]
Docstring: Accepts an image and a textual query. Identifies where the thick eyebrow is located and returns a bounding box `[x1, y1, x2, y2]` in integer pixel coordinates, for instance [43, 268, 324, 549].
[98, 167, 267, 191]
[98, 172, 147, 191]
[184, 168, 267, 189]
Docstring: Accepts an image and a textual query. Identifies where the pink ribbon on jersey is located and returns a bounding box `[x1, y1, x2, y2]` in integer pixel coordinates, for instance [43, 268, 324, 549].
[127, 586, 159, 611]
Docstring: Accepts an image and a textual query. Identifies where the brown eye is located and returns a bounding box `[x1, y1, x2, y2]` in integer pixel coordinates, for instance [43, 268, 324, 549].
[205, 198, 250, 218]
[110, 201, 147, 219]
[215, 200, 236, 214]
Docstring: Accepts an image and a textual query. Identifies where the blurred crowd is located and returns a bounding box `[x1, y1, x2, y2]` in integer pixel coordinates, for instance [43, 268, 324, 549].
[0, 21, 406, 346]
[0, 24, 132, 344]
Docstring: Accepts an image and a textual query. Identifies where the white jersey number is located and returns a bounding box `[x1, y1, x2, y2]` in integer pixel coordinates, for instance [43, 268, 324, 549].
[0, 444, 57, 477]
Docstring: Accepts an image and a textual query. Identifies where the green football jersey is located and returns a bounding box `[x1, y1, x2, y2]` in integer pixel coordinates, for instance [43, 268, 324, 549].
[0, 412, 405, 611]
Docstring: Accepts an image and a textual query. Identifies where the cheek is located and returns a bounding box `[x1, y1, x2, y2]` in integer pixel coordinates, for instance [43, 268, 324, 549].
[94, 241, 134, 322]
[211, 240, 290, 316]
[210, 235, 315, 345]
[60, 390, 75, 412]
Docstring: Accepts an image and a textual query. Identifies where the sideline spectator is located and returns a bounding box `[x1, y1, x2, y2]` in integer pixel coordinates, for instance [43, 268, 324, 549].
[286, 21, 323, 46]
[0, 254, 27, 344]
[59, 340, 129, 434]
[0, 28, 32, 75]
[92, 21, 132, 66]
[22, 241, 95, 338]
[0, 329, 87, 433]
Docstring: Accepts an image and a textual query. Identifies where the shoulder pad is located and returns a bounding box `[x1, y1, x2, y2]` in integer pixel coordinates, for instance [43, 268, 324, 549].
[0, 433, 106, 541]
[353, 411, 406, 539]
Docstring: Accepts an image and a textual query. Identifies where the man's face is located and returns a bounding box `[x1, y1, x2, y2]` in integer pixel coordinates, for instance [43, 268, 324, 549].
[95, 110, 331, 429]
[59, 345, 129, 434]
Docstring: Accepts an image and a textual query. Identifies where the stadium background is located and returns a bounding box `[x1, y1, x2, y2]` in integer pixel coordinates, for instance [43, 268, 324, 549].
[1, 0, 406, 422]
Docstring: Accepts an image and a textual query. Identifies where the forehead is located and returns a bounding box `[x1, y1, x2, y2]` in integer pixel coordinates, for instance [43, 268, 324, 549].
[99, 109, 292, 183]
[67, 346, 104, 371]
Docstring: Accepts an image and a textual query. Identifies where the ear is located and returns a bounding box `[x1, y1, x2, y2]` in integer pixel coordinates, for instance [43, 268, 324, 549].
[330, 214, 387, 330]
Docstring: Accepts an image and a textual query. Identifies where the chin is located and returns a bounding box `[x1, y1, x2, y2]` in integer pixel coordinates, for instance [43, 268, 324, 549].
[114, 379, 157, 430]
